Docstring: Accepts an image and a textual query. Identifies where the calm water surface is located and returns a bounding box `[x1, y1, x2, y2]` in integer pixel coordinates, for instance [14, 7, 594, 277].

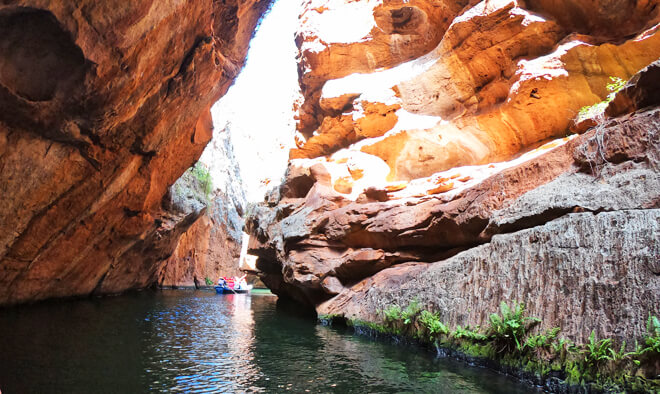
[0, 290, 534, 393]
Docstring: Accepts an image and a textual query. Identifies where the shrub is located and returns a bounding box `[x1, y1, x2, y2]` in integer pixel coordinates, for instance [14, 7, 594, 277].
[191, 162, 213, 198]
[204, 277, 213, 286]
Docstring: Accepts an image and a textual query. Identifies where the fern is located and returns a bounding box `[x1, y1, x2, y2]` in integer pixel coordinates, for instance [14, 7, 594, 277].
[453, 325, 487, 341]
[382, 305, 402, 322]
[641, 314, 660, 354]
[581, 331, 615, 367]
[419, 310, 449, 339]
[524, 327, 561, 351]
[401, 299, 422, 325]
[488, 301, 541, 353]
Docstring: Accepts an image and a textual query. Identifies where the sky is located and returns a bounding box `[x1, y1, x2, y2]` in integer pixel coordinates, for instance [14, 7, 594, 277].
[202, 0, 303, 203]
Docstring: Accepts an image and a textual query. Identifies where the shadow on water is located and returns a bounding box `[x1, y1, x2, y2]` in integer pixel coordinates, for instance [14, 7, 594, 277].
[0, 290, 535, 393]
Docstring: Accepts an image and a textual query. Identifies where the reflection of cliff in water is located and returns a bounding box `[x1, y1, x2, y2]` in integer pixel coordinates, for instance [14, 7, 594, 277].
[141, 292, 264, 392]
[0, 291, 531, 393]
[250, 298, 536, 393]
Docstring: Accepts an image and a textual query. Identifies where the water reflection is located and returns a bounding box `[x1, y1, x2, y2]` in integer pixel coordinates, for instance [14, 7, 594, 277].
[142, 292, 263, 393]
[0, 291, 533, 394]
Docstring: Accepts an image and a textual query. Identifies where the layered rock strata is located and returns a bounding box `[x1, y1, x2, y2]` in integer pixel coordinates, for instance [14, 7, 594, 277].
[0, 0, 272, 305]
[247, 0, 660, 349]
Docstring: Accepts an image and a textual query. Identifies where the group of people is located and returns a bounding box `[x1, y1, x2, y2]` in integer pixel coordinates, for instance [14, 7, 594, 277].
[217, 274, 248, 290]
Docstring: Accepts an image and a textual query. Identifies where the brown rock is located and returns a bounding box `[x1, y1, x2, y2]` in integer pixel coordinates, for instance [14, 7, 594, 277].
[0, 0, 270, 305]
[248, 100, 660, 308]
[318, 209, 660, 345]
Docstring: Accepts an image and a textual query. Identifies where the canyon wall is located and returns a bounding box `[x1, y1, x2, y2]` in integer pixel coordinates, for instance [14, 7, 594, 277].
[247, 0, 660, 346]
[157, 125, 247, 288]
[0, 0, 272, 305]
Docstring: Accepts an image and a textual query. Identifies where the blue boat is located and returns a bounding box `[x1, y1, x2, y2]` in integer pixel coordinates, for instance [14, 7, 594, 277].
[214, 285, 251, 294]
[215, 276, 252, 294]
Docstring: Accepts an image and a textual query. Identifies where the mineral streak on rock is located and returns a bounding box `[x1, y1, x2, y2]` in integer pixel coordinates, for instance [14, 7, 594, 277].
[0, 0, 272, 305]
[247, 0, 660, 348]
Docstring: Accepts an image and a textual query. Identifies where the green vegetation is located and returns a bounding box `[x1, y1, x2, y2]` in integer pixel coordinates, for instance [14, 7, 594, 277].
[524, 326, 561, 352]
[643, 314, 660, 354]
[204, 277, 213, 286]
[191, 162, 213, 199]
[171, 161, 214, 205]
[382, 304, 402, 322]
[452, 326, 488, 342]
[418, 310, 449, 339]
[576, 76, 626, 123]
[349, 300, 660, 392]
[401, 299, 422, 325]
[577, 331, 616, 368]
[488, 302, 540, 353]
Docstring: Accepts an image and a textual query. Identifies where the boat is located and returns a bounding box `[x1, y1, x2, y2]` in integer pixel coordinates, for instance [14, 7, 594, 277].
[214, 275, 253, 294]
[214, 284, 253, 294]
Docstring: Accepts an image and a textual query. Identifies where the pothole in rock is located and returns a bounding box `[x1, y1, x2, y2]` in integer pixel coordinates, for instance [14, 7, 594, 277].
[0, 7, 87, 102]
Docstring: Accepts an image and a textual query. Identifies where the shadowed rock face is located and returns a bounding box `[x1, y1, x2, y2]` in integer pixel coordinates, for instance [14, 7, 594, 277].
[247, 0, 660, 344]
[0, 0, 272, 305]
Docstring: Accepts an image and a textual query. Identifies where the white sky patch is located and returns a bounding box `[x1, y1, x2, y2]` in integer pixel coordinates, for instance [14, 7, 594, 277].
[306, 0, 381, 44]
[202, 0, 303, 203]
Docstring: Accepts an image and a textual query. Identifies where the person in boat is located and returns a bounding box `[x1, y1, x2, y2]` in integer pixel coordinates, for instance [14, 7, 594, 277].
[235, 274, 248, 290]
[218, 277, 227, 287]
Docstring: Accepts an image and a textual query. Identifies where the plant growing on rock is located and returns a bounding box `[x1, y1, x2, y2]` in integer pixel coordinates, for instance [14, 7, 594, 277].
[400, 299, 422, 325]
[191, 162, 213, 199]
[642, 314, 660, 355]
[452, 326, 487, 342]
[418, 310, 449, 340]
[488, 301, 541, 353]
[382, 304, 402, 323]
[576, 76, 627, 122]
[524, 327, 561, 351]
[575, 331, 616, 369]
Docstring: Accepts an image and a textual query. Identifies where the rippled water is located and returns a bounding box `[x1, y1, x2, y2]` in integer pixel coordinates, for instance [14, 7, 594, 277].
[0, 290, 534, 393]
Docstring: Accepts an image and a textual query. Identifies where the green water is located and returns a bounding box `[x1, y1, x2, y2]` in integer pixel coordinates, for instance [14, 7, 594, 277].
[0, 290, 535, 393]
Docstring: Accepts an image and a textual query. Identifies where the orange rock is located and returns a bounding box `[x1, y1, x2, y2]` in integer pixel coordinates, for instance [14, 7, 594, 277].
[348, 166, 364, 181]
[334, 176, 354, 194]
[0, 0, 270, 305]
[384, 182, 408, 192]
[427, 182, 454, 195]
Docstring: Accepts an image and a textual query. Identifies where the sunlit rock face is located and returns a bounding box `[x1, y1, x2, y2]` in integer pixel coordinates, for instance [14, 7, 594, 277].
[292, 0, 660, 180]
[247, 0, 660, 344]
[0, 0, 272, 305]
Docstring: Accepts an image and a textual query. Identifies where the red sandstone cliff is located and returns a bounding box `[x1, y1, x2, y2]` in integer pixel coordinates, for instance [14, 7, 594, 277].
[0, 0, 272, 305]
[246, 0, 660, 347]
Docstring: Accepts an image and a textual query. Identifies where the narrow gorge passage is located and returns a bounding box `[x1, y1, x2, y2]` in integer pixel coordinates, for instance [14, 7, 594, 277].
[0, 0, 659, 393]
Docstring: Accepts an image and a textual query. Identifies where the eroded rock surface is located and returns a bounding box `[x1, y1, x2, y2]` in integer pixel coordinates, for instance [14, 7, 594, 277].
[0, 0, 272, 305]
[247, 0, 660, 347]
[318, 209, 660, 345]
[292, 0, 660, 180]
